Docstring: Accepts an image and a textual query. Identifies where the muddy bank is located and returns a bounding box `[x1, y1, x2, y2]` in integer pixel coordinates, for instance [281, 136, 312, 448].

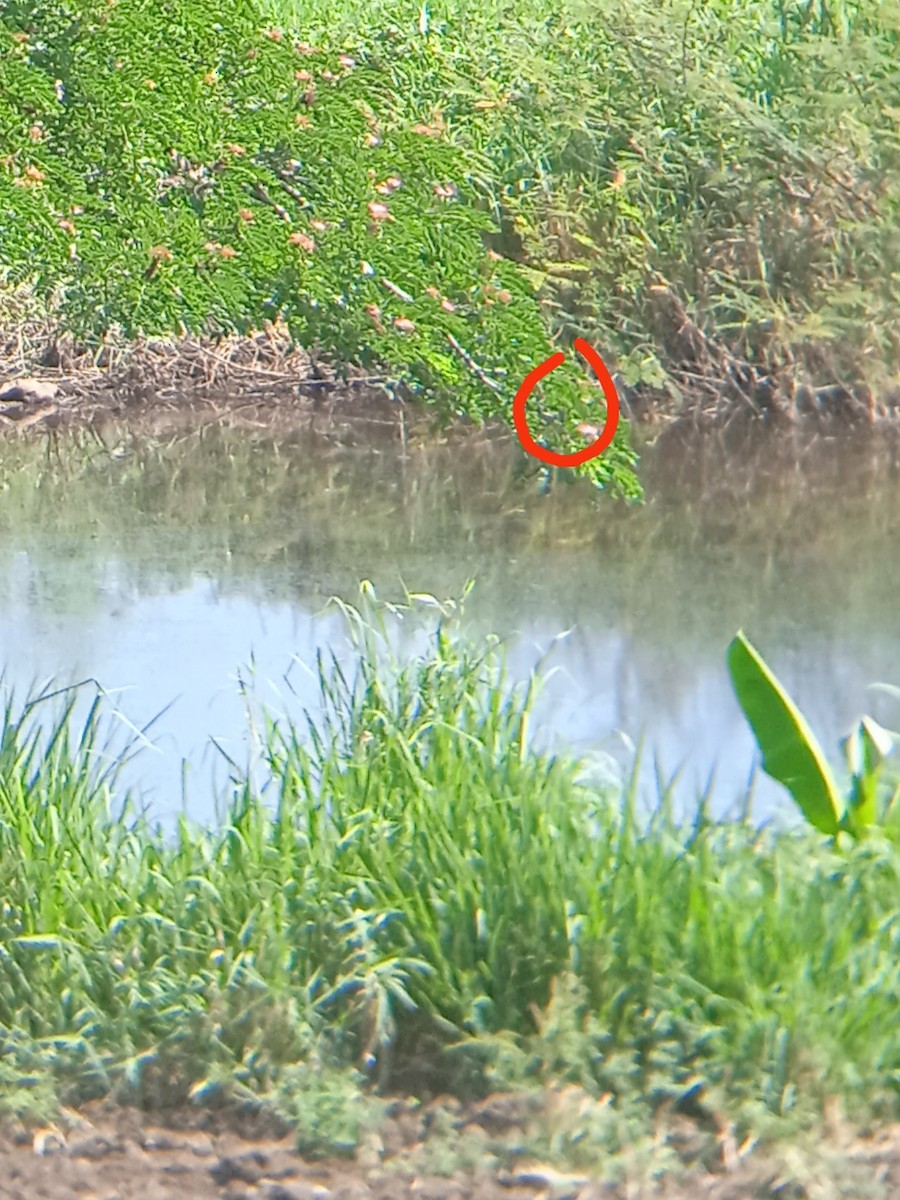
[1, 300, 898, 444]
[2, 1092, 899, 1200]
[0, 319, 417, 440]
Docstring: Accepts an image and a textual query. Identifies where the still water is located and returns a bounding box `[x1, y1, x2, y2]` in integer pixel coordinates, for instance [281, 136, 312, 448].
[2, 413, 900, 827]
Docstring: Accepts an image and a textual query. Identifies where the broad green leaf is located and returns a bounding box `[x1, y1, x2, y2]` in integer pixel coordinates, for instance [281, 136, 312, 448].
[727, 632, 842, 835]
[841, 716, 893, 833]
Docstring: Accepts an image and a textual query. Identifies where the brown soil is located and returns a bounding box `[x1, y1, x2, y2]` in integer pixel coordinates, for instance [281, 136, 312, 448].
[0, 310, 429, 443]
[1, 286, 898, 443]
[1, 1093, 899, 1200]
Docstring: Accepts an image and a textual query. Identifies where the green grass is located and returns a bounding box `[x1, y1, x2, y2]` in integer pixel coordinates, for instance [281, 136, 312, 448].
[0, 587, 898, 1156]
[347, 0, 898, 395]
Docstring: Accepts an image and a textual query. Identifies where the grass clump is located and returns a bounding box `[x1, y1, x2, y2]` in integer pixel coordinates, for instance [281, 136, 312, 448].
[0, 588, 898, 1158]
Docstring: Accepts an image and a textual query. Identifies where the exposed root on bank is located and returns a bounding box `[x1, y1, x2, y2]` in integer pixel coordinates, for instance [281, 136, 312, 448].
[0, 291, 413, 437]
[1, 281, 898, 441]
[627, 277, 900, 435]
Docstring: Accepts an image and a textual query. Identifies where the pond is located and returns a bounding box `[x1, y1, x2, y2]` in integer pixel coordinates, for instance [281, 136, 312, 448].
[2, 410, 899, 829]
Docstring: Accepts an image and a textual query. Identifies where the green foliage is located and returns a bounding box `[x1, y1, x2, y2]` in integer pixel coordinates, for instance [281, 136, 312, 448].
[0, 0, 638, 496]
[727, 631, 844, 835]
[841, 713, 895, 832]
[0, 595, 899, 1143]
[728, 630, 899, 839]
[4, 0, 899, 489]
[264, 0, 900, 392]
[268, 1062, 387, 1157]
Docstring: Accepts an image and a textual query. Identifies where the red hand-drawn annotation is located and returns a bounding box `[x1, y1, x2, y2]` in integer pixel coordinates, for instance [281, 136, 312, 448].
[513, 337, 620, 468]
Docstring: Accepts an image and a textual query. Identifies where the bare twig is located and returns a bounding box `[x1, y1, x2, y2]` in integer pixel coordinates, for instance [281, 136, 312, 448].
[381, 278, 415, 303]
[275, 174, 311, 209]
[247, 181, 291, 223]
[445, 333, 503, 394]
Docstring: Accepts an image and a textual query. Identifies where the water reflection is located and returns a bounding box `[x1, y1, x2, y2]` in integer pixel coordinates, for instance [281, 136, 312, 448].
[1, 417, 899, 826]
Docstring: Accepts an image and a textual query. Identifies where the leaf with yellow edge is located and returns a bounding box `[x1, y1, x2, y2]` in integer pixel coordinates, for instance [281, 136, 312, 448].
[727, 631, 842, 836]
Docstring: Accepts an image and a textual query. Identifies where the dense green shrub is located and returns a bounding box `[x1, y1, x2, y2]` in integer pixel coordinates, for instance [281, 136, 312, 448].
[265, 0, 900, 396]
[0, 0, 638, 495]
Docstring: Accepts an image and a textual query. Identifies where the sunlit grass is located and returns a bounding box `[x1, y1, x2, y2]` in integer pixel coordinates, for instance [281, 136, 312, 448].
[258, 0, 900, 395]
[0, 587, 898, 1146]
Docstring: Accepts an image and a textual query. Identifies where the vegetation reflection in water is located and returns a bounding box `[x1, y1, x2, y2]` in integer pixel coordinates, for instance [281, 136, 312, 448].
[2, 0, 899, 1167]
[3, 423, 900, 820]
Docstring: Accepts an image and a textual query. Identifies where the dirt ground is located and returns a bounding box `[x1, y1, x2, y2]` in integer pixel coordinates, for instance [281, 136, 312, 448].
[0, 313, 434, 446]
[1, 1092, 899, 1200]
[1, 295, 898, 444]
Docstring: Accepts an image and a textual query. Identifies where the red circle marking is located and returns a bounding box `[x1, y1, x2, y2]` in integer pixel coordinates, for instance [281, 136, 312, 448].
[513, 337, 620, 468]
